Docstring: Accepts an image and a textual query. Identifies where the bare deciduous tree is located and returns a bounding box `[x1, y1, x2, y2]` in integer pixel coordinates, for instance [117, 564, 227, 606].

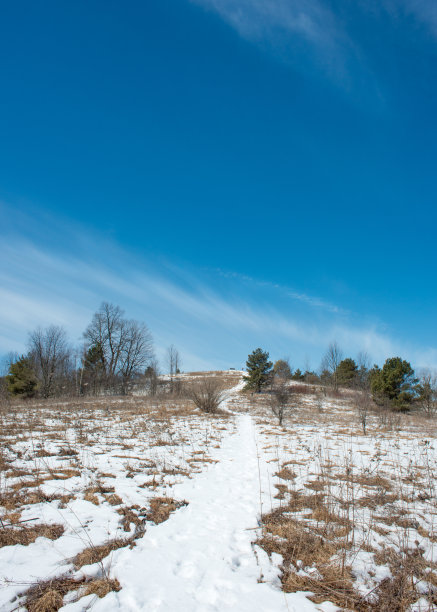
[83, 302, 125, 382]
[356, 351, 371, 390]
[417, 369, 437, 416]
[321, 341, 343, 392]
[166, 345, 181, 378]
[83, 302, 154, 393]
[28, 326, 71, 398]
[119, 320, 154, 393]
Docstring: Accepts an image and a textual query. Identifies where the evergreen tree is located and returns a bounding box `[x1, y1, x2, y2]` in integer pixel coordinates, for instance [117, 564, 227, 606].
[336, 358, 358, 386]
[82, 343, 105, 394]
[292, 368, 305, 381]
[320, 369, 332, 386]
[7, 356, 38, 397]
[244, 348, 273, 393]
[370, 357, 418, 411]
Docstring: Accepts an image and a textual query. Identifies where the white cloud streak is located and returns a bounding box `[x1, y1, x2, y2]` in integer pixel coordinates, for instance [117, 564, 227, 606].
[191, 0, 354, 83]
[215, 269, 345, 314]
[1, 218, 435, 371]
[381, 0, 437, 36]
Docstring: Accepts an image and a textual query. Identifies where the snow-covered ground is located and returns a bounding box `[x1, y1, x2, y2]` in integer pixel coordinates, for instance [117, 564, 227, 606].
[1, 375, 437, 610]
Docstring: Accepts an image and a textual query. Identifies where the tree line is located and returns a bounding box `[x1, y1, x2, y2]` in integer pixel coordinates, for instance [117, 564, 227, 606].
[2, 302, 180, 399]
[243, 344, 436, 415]
[2, 308, 436, 416]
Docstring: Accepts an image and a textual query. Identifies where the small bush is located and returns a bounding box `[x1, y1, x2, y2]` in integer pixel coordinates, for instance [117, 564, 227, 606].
[187, 379, 226, 413]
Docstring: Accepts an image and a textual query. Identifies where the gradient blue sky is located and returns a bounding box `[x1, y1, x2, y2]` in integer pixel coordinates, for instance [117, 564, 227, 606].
[1, 0, 437, 372]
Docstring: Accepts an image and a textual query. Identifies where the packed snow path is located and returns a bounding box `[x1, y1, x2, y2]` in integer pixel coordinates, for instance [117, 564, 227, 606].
[79, 414, 328, 612]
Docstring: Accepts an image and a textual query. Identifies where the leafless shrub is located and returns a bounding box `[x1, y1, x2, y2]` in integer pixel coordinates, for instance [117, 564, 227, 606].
[354, 391, 371, 435]
[187, 379, 226, 413]
[377, 401, 402, 430]
[268, 383, 292, 426]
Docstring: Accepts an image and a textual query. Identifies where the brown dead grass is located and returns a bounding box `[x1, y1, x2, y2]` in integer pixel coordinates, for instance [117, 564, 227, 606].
[258, 507, 359, 609]
[84, 491, 100, 505]
[106, 493, 123, 506]
[24, 575, 121, 611]
[146, 497, 188, 524]
[11, 477, 46, 491]
[275, 467, 296, 480]
[117, 505, 143, 531]
[84, 577, 121, 598]
[35, 449, 56, 458]
[28, 587, 65, 612]
[25, 576, 84, 610]
[73, 538, 130, 569]
[0, 523, 64, 548]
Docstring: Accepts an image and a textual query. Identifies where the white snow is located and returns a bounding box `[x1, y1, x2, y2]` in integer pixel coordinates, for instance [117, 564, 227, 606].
[80, 414, 322, 612]
[3, 375, 437, 610]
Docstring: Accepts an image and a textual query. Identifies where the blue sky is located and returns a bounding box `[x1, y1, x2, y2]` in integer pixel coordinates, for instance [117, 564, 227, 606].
[1, 0, 437, 372]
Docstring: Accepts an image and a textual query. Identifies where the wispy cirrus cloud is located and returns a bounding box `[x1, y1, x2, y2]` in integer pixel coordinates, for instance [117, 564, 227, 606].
[190, 0, 373, 90]
[192, 0, 339, 45]
[380, 0, 437, 36]
[214, 269, 346, 314]
[191, 0, 437, 102]
[1, 204, 435, 371]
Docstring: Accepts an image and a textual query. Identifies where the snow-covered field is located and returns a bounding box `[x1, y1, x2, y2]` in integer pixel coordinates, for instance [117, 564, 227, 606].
[1, 373, 437, 611]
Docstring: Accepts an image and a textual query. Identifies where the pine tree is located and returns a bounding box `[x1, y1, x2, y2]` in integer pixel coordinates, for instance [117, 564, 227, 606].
[7, 356, 38, 397]
[244, 348, 273, 393]
[370, 357, 418, 411]
[82, 343, 105, 394]
[336, 358, 358, 386]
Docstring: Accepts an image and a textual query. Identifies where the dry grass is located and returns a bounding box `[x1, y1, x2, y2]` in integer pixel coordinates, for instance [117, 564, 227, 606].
[83, 491, 100, 505]
[0, 523, 64, 548]
[258, 499, 437, 610]
[258, 507, 358, 609]
[73, 537, 130, 569]
[106, 493, 123, 506]
[24, 575, 121, 611]
[251, 383, 437, 611]
[117, 505, 143, 532]
[146, 497, 188, 524]
[25, 576, 86, 612]
[84, 577, 121, 598]
[275, 467, 296, 481]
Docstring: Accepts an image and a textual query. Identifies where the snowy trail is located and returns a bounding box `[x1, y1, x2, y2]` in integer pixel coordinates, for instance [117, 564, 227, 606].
[78, 412, 324, 612]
